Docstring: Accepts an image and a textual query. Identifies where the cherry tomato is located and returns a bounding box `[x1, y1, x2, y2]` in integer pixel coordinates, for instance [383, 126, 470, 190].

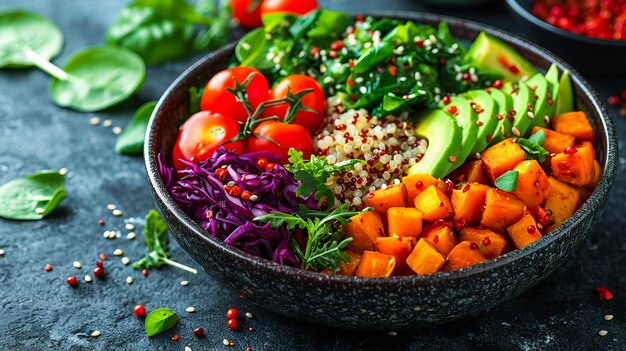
[230, 0, 263, 29]
[246, 121, 312, 164]
[173, 111, 243, 170]
[260, 0, 319, 16]
[263, 74, 326, 133]
[200, 66, 270, 123]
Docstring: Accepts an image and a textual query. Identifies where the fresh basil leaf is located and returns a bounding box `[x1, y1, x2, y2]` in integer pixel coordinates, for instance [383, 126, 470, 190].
[352, 42, 394, 74]
[0, 170, 66, 220]
[494, 170, 519, 192]
[49, 45, 145, 112]
[528, 129, 545, 146]
[145, 308, 178, 336]
[0, 10, 63, 68]
[115, 101, 157, 156]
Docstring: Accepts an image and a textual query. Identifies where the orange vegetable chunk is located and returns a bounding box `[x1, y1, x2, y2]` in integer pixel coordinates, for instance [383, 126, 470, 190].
[531, 126, 575, 154]
[405, 238, 445, 275]
[402, 173, 438, 204]
[344, 211, 385, 253]
[355, 251, 396, 278]
[480, 188, 526, 232]
[413, 185, 454, 222]
[460, 160, 490, 185]
[375, 236, 416, 270]
[442, 241, 486, 272]
[506, 213, 542, 249]
[512, 160, 551, 208]
[481, 138, 526, 183]
[386, 207, 423, 238]
[586, 159, 603, 189]
[459, 227, 507, 259]
[544, 176, 583, 231]
[551, 111, 594, 141]
[337, 251, 362, 276]
[364, 183, 408, 215]
[550, 141, 596, 187]
[451, 183, 489, 225]
[422, 222, 458, 257]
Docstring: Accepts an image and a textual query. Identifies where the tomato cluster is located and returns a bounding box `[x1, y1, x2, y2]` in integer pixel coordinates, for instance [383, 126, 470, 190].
[173, 67, 325, 170]
[230, 0, 319, 29]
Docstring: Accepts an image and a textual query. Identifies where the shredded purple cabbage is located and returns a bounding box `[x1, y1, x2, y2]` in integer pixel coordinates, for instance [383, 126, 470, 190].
[158, 147, 316, 266]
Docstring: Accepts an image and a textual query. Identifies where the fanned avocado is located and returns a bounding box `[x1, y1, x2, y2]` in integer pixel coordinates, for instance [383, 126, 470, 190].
[461, 89, 497, 154]
[504, 81, 534, 138]
[525, 73, 550, 128]
[407, 109, 462, 178]
[438, 96, 478, 172]
[486, 87, 514, 145]
[556, 70, 574, 114]
[545, 64, 560, 118]
[467, 32, 538, 82]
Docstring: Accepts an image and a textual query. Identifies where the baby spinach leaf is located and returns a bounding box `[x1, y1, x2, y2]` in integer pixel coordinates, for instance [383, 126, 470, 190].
[352, 42, 394, 74]
[49, 45, 145, 112]
[235, 28, 274, 70]
[0, 170, 66, 220]
[494, 170, 519, 192]
[0, 9, 63, 68]
[306, 10, 352, 45]
[145, 308, 177, 336]
[115, 101, 157, 156]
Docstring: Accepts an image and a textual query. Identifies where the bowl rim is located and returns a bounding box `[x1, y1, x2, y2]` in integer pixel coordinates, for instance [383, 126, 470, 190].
[145, 10, 617, 286]
[505, 0, 626, 47]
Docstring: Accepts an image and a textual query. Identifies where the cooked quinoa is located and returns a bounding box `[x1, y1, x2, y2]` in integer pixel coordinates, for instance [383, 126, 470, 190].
[315, 98, 427, 209]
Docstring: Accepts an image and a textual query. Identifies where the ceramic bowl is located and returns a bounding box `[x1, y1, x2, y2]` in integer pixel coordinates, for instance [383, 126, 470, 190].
[145, 11, 617, 329]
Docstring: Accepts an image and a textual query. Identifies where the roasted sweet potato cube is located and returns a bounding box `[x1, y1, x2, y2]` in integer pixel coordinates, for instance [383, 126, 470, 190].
[461, 160, 490, 185]
[551, 141, 596, 187]
[481, 138, 526, 183]
[531, 126, 575, 154]
[459, 227, 507, 259]
[451, 183, 489, 225]
[512, 160, 551, 208]
[422, 222, 458, 257]
[386, 207, 423, 238]
[406, 238, 445, 275]
[551, 111, 594, 141]
[355, 251, 396, 278]
[506, 213, 542, 249]
[442, 241, 486, 272]
[337, 251, 362, 276]
[344, 211, 385, 253]
[414, 185, 454, 222]
[402, 173, 439, 204]
[544, 176, 583, 231]
[480, 188, 526, 232]
[375, 236, 416, 270]
[364, 183, 408, 214]
[587, 159, 603, 190]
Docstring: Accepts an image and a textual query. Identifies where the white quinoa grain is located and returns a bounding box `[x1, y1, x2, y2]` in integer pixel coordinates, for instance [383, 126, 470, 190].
[59, 168, 68, 175]
[113, 249, 123, 256]
[121, 257, 130, 265]
[89, 117, 100, 125]
[106, 204, 117, 211]
[126, 232, 136, 240]
[604, 314, 614, 321]
[85, 275, 92, 283]
[223, 339, 230, 346]
[102, 119, 112, 127]
[0, 249, 5, 256]
[112, 209, 123, 216]
[125, 223, 135, 231]
[245, 312, 254, 319]
[112, 127, 122, 135]
[186, 307, 196, 313]
[91, 330, 101, 337]
[181, 280, 189, 286]
[126, 276, 133, 285]
[73, 261, 82, 269]
[388, 331, 397, 336]
[598, 330, 608, 336]
[185, 347, 192, 351]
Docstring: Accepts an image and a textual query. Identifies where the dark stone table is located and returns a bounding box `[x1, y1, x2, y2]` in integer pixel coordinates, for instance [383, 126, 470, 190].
[1, 0, 624, 350]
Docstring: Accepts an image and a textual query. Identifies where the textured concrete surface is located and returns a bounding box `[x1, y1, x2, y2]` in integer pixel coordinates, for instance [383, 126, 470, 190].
[0, 0, 624, 350]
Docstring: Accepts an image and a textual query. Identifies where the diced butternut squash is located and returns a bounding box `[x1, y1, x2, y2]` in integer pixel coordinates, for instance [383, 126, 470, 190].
[355, 251, 396, 278]
[386, 207, 423, 238]
[480, 188, 526, 232]
[442, 241, 486, 272]
[422, 222, 458, 257]
[451, 183, 489, 225]
[406, 238, 445, 275]
[481, 138, 526, 183]
[587, 159, 603, 189]
[364, 183, 408, 214]
[337, 251, 362, 276]
[531, 126, 575, 154]
[375, 236, 416, 270]
[506, 213, 542, 249]
[459, 227, 507, 259]
[414, 185, 454, 222]
[551, 111, 594, 141]
[460, 160, 490, 185]
[402, 173, 438, 204]
[551, 141, 596, 187]
[512, 160, 551, 208]
[344, 211, 385, 253]
[544, 176, 583, 231]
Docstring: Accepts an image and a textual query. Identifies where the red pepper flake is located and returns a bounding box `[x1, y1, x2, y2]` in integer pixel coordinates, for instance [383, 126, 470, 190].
[446, 105, 458, 114]
[256, 158, 268, 169]
[496, 114, 504, 120]
[416, 39, 424, 48]
[486, 134, 492, 143]
[240, 191, 252, 201]
[492, 80, 503, 89]
[476, 121, 483, 126]
[310, 47, 319, 56]
[482, 237, 491, 246]
[228, 185, 242, 197]
[44, 264, 53, 272]
[439, 58, 447, 65]
[462, 73, 471, 81]
[470, 242, 479, 250]
[506, 114, 514, 122]
[509, 65, 520, 74]
[595, 286, 614, 301]
[348, 60, 355, 68]
[388, 66, 397, 76]
[171, 334, 180, 342]
[329, 50, 337, 59]
[564, 146, 577, 154]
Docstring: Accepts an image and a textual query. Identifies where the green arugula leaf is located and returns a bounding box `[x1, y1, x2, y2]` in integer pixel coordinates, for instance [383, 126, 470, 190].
[115, 101, 157, 155]
[145, 308, 177, 336]
[0, 170, 66, 220]
[494, 170, 519, 192]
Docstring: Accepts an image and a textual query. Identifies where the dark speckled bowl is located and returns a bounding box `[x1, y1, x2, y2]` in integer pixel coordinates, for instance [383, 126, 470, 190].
[145, 12, 617, 329]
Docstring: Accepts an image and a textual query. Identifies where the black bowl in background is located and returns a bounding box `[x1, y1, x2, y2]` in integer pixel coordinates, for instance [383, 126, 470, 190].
[506, 0, 626, 76]
[145, 12, 617, 329]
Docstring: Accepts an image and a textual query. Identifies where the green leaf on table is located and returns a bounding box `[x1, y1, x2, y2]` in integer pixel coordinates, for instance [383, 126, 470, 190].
[49, 45, 145, 112]
[0, 9, 63, 68]
[0, 170, 66, 220]
[115, 101, 157, 155]
[145, 308, 178, 336]
[494, 170, 519, 192]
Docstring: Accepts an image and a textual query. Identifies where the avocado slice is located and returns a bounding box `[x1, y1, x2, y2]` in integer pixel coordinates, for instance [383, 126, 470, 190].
[407, 109, 462, 178]
[525, 73, 550, 128]
[467, 32, 538, 82]
[486, 87, 514, 145]
[504, 81, 535, 138]
[556, 70, 574, 115]
[461, 89, 497, 154]
[545, 64, 560, 118]
[438, 96, 478, 172]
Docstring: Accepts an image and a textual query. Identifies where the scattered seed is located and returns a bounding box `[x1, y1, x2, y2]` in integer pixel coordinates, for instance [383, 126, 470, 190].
[73, 261, 82, 269]
[249, 195, 259, 202]
[85, 275, 92, 283]
[126, 276, 133, 285]
[98, 219, 105, 226]
[112, 127, 123, 135]
[248, 327, 255, 332]
[113, 249, 123, 256]
[59, 168, 68, 176]
[223, 339, 230, 346]
[185, 347, 192, 351]
[89, 117, 101, 125]
[245, 312, 253, 319]
[127, 232, 136, 240]
[91, 330, 101, 337]
[125, 223, 135, 231]
[112, 209, 123, 216]
[186, 307, 196, 313]
[388, 331, 397, 336]
[121, 257, 130, 265]
[35, 208, 45, 214]
[230, 341, 234, 347]
[106, 204, 117, 211]
[44, 264, 53, 271]
[171, 334, 180, 342]
[142, 269, 149, 277]
[93, 267, 105, 278]
[99, 253, 107, 260]
[604, 314, 614, 321]
[193, 328, 204, 337]
[102, 119, 112, 127]
[180, 280, 189, 286]
[599, 330, 608, 336]
[0, 249, 5, 256]
[66, 276, 78, 287]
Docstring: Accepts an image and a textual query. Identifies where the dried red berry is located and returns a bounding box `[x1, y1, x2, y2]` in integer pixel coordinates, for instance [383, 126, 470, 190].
[194, 327, 204, 336]
[227, 318, 240, 331]
[96, 261, 103, 268]
[142, 269, 149, 277]
[171, 334, 180, 342]
[66, 276, 78, 287]
[563, 146, 577, 154]
[93, 267, 105, 278]
[226, 308, 239, 320]
[44, 264, 53, 272]
[134, 305, 146, 317]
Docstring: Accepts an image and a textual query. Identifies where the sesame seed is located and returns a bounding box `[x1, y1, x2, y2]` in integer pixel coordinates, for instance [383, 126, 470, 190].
[180, 280, 189, 286]
[245, 312, 253, 319]
[185, 347, 192, 351]
[59, 168, 68, 175]
[223, 339, 230, 346]
[85, 275, 92, 283]
[388, 331, 397, 336]
[186, 307, 196, 313]
[113, 249, 123, 256]
[112, 209, 123, 216]
[89, 117, 100, 125]
[125, 224, 135, 231]
[91, 330, 101, 337]
[103, 231, 110, 239]
[35, 208, 45, 214]
[227, 181, 235, 187]
[0, 249, 5, 256]
[544, 116, 550, 125]
[102, 119, 112, 127]
[604, 314, 614, 321]
[512, 127, 521, 136]
[112, 127, 123, 135]
[106, 204, 117, 211]
[249, 195, 258, 202]
[126, 232, 136, 240]
[121, 257, 130, 265]
[598, 330, 608, 336]
[126, 276, 133, 285]
[527, 111, 534, 119]
[73, 261, 82, 269]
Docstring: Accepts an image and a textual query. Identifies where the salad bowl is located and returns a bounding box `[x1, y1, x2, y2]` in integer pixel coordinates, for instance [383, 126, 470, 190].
[145, 11, 616, 329]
